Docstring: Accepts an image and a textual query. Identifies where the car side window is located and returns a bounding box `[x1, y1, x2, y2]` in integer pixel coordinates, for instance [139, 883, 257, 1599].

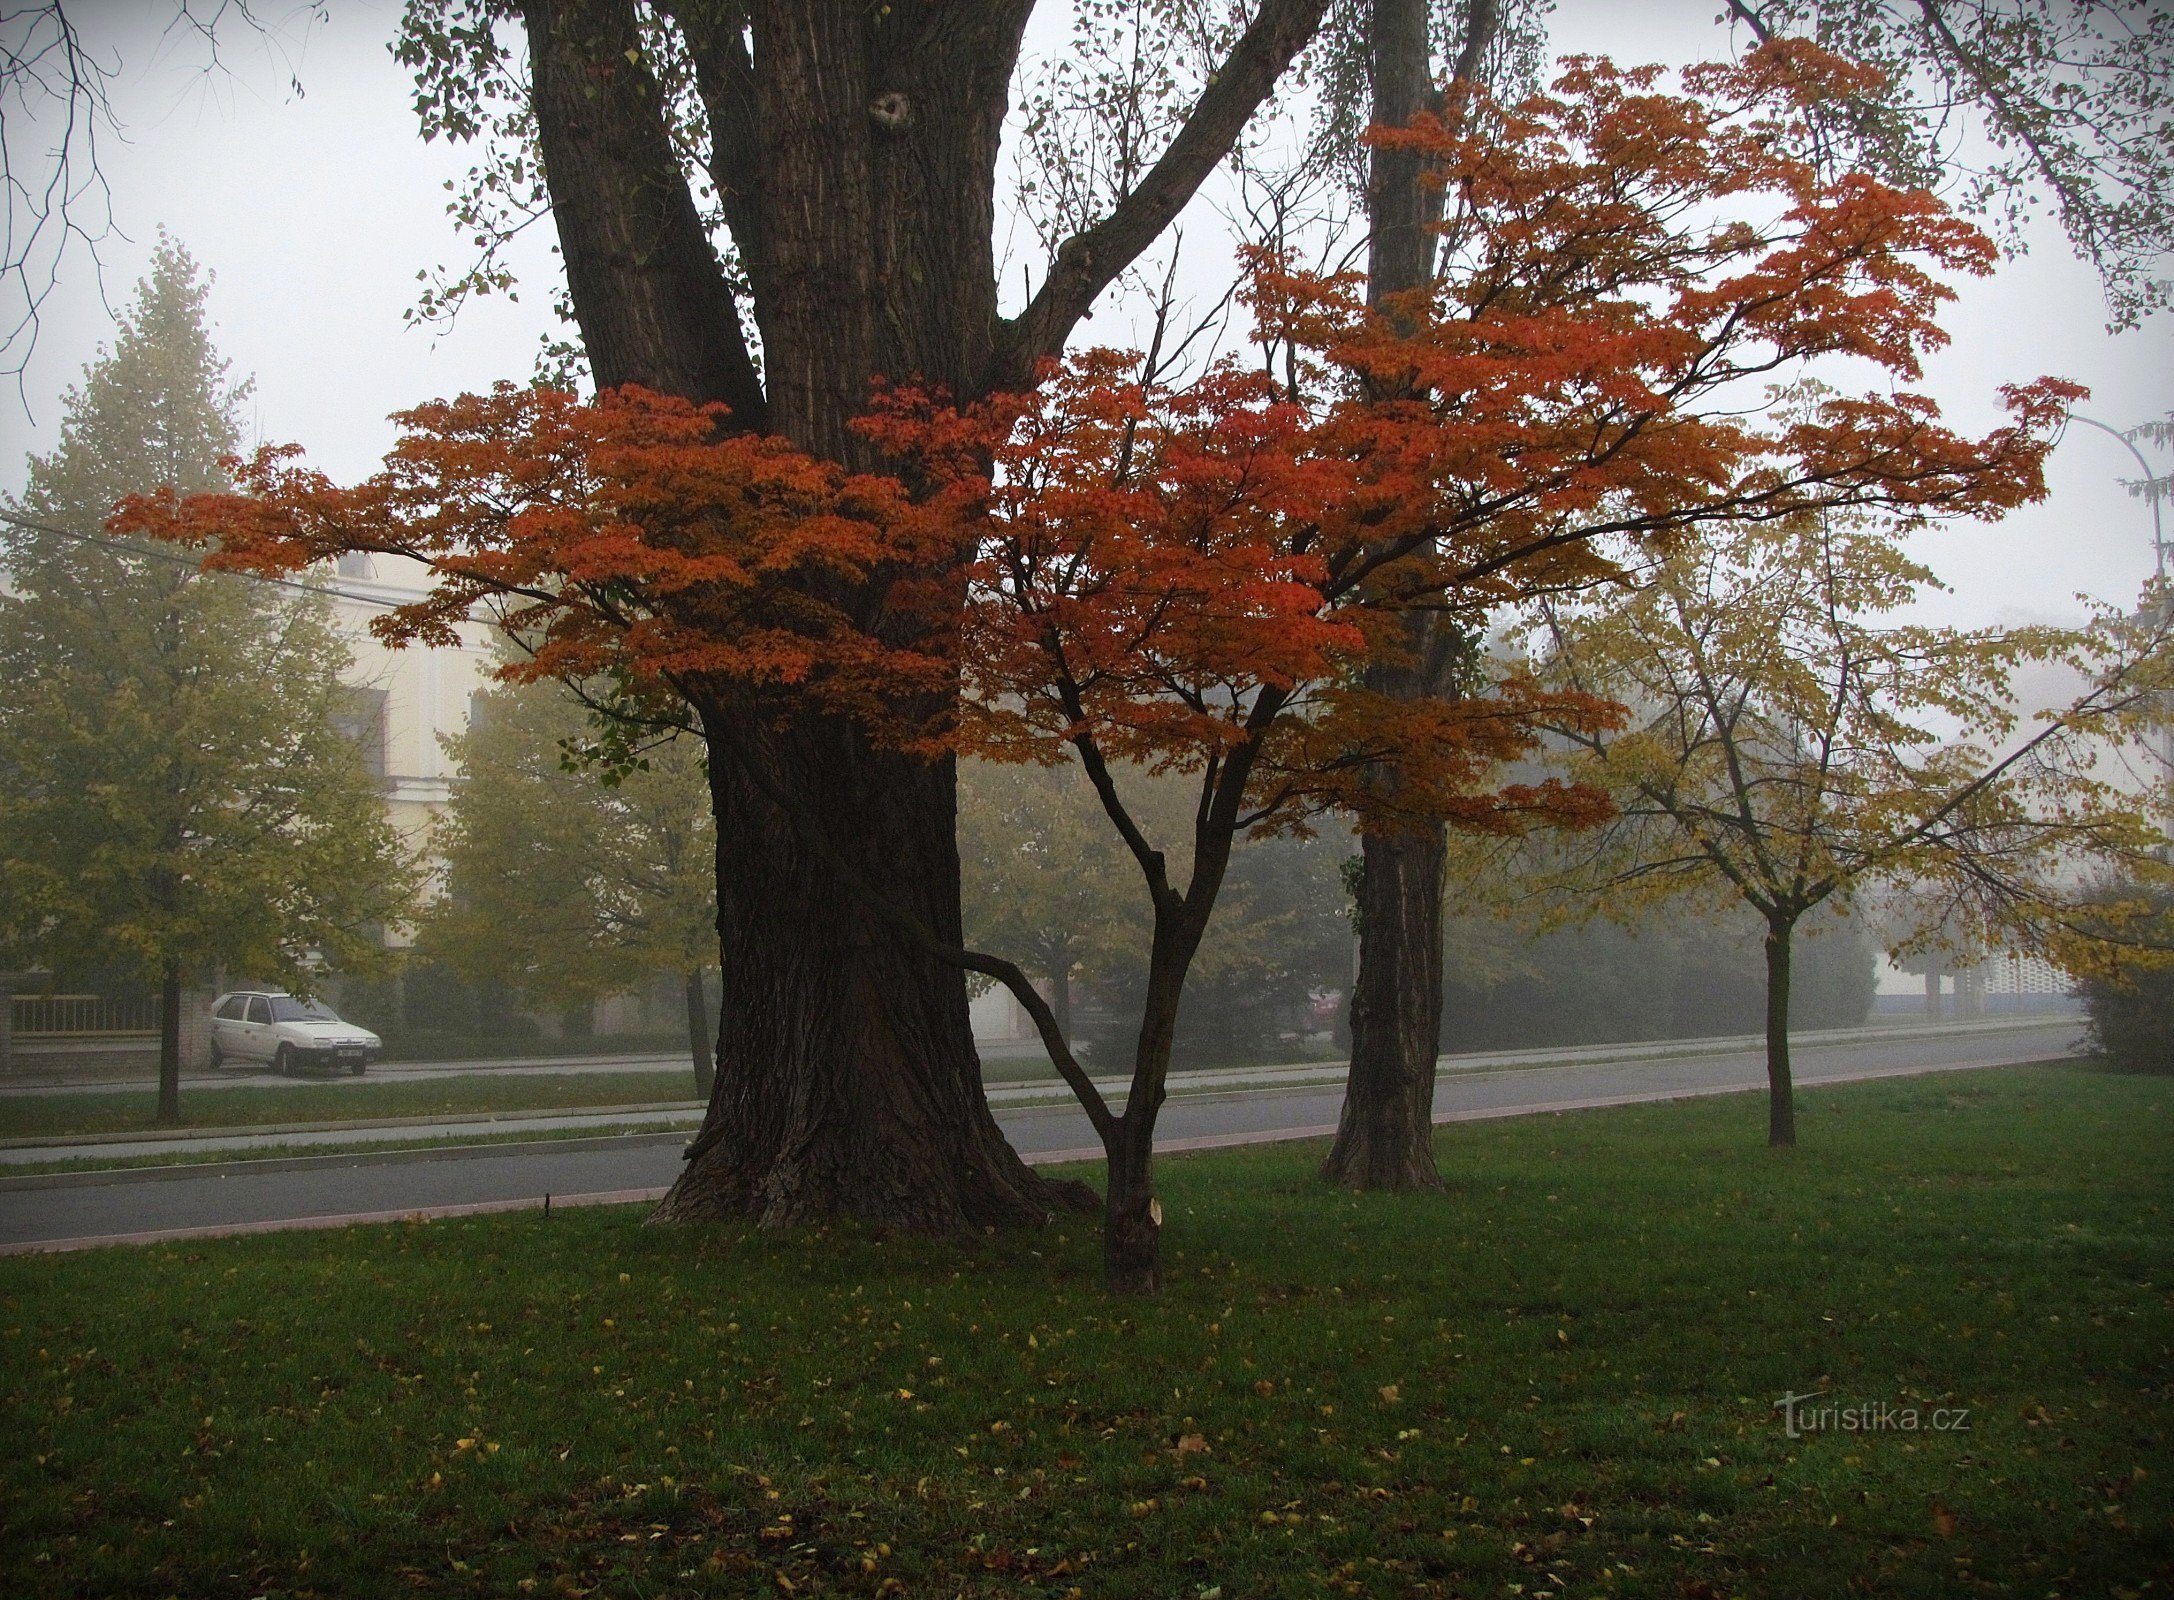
[246, 997, 272, 1025]
[215, 996, 244, 1021]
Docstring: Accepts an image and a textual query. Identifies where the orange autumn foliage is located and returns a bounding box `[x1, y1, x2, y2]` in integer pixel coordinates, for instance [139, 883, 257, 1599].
[119, 41, 2075, 849]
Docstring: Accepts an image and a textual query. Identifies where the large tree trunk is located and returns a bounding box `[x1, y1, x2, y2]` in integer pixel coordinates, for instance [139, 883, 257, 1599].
[1764, 920, 1798, 1148]
[660, 710, 1090, 1228]
[682, 968, 715, 1100]
[156, 961, 182, 1127]
[523, 0, 1325, 1234]
[1322, 0, 1494, 1190]
[1324, 820, 1446, 1189]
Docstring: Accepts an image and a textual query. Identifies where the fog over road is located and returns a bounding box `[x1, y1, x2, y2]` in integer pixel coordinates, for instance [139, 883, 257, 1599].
[0, 1018, 2082, 1252]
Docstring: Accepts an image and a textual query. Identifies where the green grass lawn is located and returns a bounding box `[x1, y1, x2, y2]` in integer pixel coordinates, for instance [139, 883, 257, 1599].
[0, 1071, 706, 1141]
[2, 1064, 2167, 1598]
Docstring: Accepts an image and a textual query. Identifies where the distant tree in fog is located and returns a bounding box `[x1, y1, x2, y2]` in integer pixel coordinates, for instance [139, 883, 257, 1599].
[1525, 509, 2172, 1148]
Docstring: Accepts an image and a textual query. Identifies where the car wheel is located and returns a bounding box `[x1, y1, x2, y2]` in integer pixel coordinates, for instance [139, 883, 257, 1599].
[350, 1059, 367, 1077]
[209, 1039, 224, 1068]
[274, 1044, 293, 1075]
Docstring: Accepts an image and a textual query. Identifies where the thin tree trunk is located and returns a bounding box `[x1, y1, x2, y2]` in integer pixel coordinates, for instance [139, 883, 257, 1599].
[156, 961, 182, 1127]
[1326, 0, 1496, 1190]
[1102, 1115, 1162, 1295]
[683, 968, 715, 1100]
[1102, 945, 1186, 1294]
[1324, 823, 1447, 1189]
[1764, 921, 1797, 1148]
[1049, 959, 1072, 1049]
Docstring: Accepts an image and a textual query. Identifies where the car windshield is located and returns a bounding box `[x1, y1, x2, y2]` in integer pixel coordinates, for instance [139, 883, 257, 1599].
[269, 997, 342, 1023]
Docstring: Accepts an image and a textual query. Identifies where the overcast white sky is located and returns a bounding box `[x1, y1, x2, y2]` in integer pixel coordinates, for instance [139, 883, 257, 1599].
[3, 0, 2167, 631]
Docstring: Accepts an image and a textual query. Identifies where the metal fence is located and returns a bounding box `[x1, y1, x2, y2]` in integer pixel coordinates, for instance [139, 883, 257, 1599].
[8, 993, 161, 1036]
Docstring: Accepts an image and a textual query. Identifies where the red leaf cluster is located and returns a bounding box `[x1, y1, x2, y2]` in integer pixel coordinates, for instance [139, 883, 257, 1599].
[115, 42, 2078, 841]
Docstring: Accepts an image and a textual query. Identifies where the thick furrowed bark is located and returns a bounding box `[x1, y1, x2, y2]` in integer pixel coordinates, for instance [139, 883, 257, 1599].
[1324, 822, 1447, 1190]
[656, 706, 1094, 1233]
[1765, 922, 1798, 1149]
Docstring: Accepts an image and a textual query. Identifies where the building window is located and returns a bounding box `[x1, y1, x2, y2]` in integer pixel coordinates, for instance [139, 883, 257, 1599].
[336, 552, 376, 580]
[332, 686, 390, 781]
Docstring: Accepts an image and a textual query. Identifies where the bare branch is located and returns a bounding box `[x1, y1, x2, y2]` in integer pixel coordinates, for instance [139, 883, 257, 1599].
[992, 0, 1333, 389]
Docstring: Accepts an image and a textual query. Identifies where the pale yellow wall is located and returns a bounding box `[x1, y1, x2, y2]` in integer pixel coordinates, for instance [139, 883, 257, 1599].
[322, 556, 495, 942]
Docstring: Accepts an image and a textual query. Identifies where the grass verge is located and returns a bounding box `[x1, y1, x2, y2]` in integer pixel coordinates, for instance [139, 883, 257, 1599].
[1, 1063, 2167, 1597]
[0, 1072, 707, 1142]
[0, 1120, 705, 1180]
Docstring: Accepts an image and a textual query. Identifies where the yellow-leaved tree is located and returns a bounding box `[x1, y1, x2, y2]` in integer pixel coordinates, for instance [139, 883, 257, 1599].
[1523, 508, 2172, 1145]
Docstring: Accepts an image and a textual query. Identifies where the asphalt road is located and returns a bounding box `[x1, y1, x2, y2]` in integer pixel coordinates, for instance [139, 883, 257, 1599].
[0, 1018, 2081, 1250]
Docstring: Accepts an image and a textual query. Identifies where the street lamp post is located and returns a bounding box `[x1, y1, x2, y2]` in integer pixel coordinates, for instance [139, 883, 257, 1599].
[2068, 415, 2172, 850]
[2067, 415, 2168, 584]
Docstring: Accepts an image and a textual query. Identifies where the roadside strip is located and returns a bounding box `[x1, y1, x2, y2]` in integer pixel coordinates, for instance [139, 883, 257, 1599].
[0, 1052, 2038, 1256]
[0, 1126, 698, 1190]
[0, 1101, 704, 1152]
[1, 1015, 2079, 1168]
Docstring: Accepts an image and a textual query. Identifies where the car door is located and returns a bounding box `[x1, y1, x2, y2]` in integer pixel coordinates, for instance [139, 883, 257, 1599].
[243, 995, 276, 1060]
[211, 996, 246, 1056]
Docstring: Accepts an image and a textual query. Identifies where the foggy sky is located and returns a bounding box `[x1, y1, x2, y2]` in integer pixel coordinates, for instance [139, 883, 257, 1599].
[3, 0, 2166, 632]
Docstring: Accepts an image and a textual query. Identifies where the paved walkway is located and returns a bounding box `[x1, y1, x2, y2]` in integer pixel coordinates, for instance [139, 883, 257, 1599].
[0, 1017, 2082, 1251]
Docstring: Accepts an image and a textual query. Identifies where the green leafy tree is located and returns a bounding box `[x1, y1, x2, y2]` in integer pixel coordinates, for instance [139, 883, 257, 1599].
[2071, 884, 2174, 1070]
[426, 675, 720, 1094]
[0, 240, 415, 1122]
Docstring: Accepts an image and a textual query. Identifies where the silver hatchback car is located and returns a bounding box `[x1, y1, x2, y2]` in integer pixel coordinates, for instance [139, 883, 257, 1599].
[209, 991, 382, 1075]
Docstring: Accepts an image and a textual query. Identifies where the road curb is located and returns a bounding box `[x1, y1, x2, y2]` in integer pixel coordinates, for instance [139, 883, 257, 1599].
[0, 1186, 675, 1254]
[0, 1127, 699, 1191]
[0, 1101, 706, 1151]
[0, 1052, 2067, 1256]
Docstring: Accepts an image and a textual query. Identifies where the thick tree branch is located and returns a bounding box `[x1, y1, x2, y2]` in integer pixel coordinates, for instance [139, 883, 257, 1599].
[991, 0, 1333, 389]
[524, 0, 769, 426]
[665, 0, 766, 294]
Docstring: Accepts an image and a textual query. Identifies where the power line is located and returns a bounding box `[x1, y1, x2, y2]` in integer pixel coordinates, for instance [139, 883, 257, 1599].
[0, 505, 416, 613]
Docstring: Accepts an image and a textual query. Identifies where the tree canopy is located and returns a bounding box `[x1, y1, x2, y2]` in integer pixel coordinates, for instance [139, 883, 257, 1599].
[0, 240, 416, 1121]
[426, 672, 720, 1092]
[1521, 508, 2172, 1143]
[125, 44, 2096, 1277]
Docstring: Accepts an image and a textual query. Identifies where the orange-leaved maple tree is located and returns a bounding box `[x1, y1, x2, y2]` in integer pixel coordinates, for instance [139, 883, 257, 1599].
[120, 42, 2076, 1291]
